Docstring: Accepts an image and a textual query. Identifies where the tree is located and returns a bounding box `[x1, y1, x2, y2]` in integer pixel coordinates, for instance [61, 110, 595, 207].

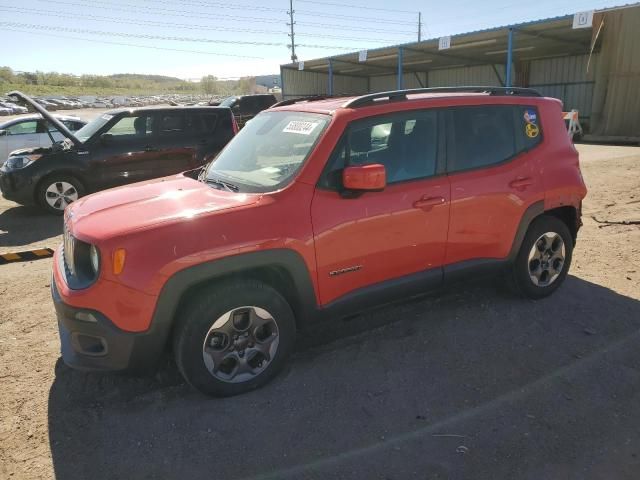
[201, 75, 219, 95]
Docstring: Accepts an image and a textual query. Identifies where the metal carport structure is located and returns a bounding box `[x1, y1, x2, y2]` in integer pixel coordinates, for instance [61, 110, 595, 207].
[280, 4, 640, 139]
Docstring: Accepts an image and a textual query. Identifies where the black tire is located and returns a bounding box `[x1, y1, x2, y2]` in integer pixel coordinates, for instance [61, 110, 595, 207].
[507, 215, 573, 299]
[173, 280, 296, 397]
[36, 174, 85, 215]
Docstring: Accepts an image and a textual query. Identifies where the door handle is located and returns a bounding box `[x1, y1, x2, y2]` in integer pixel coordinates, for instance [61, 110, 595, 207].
[509, 177, 533, 189]
[413, 196, 446, 210]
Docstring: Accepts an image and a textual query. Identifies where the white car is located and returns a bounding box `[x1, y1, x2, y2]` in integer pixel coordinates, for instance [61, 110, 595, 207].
[0, 114, 86, 164]
[0, 101, 28, 114]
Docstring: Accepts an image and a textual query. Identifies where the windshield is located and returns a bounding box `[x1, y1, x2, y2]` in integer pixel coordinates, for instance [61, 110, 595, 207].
[74, 113, 114, 142]
[219, 96, 237, 108]
[204, 111, 329, 192]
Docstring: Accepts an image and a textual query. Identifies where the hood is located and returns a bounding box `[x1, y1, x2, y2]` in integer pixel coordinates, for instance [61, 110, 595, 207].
[9, 145, 55, 157]
[68, 174, 262, 240]
[7, 91, 81, 146]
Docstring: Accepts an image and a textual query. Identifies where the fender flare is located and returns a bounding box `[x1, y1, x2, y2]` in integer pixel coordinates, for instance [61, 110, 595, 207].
[507, 200, 545, 261]
[138, 249, 318, 363]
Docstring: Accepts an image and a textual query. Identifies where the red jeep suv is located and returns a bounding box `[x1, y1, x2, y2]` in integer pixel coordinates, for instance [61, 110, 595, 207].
[51, 87, 587, 396]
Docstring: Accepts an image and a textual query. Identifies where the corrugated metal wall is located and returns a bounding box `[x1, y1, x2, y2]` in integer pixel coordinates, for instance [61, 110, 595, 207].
[528, 54, 598, 122]
[590, 6, 640, 137]
[428, 65, 507, 87]
[369, 73, 427, 91]
[281, 68, 367, 98]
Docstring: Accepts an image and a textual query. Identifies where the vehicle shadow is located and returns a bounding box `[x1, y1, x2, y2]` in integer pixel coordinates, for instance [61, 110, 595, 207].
[0, 204, 62, 249]
[48, 275, 640, 480]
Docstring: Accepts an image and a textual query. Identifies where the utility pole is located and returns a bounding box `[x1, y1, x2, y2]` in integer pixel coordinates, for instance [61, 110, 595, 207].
[418, 12, 422, 42]
[287, 0, 297, 63]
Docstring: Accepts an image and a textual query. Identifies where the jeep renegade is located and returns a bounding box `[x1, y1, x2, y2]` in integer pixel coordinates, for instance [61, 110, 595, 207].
[51, 87, 587, 396]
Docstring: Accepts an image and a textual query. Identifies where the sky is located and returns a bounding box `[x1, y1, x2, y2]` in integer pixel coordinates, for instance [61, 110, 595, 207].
[0, 0, 629, 79]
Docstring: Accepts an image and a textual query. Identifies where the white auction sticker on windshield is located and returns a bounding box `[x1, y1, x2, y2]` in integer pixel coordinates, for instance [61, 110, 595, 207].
[282, 120, 319, 135]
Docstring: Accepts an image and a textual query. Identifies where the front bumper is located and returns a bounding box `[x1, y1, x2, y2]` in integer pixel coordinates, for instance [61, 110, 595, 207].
[0, 169, 36, 205]
[51, 278, 166, 372]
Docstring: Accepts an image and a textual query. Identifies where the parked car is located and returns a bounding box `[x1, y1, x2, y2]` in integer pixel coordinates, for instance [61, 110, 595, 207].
[0, 107, 11, 116]
[50, 87, 587, 397]
[217, 94, 277, 128]
[0, 114, 86, 165]
[34, 99, 59, 111]
[0, 101, 28, 114]
[0, 91, 238, 213]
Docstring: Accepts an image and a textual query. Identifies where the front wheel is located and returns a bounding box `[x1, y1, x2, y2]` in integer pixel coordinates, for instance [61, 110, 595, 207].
[173, 280, 296, 397]
[508, 215, 573, 299]
[37, 175, 84, 215]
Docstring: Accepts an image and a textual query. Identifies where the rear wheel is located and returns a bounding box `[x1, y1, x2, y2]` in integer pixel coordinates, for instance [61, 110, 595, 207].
[37, 175, 84, 215]
[173, 280, 296, 397]
[508, 215, 573, 299]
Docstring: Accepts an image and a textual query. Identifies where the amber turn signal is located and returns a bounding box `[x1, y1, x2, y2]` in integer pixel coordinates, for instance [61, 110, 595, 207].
[112, 248, 126, 275]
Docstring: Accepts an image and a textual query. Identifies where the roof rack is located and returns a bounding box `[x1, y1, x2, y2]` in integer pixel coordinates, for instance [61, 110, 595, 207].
[270, 95, 333, 108]
[343, 86, 542, 108]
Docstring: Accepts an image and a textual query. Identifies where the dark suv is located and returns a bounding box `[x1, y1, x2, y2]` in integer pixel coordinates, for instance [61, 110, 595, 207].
[218, 94, 277, 128]
[0, 91, 237, 214]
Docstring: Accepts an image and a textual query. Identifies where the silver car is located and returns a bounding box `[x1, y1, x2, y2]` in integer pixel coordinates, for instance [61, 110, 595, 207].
[0, 114, 86, 164]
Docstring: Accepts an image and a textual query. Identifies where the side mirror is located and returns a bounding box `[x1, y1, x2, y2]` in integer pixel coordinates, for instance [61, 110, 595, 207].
[100, 133, 113, 145]
[0, 130, 6, 137]
[342, 164, 386, 191]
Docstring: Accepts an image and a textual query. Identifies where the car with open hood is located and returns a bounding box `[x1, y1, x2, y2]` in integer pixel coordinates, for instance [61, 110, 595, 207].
[0, 91, 238, 214]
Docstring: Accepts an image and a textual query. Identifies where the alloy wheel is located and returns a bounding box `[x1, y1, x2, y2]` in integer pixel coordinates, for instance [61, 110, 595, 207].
[528, 232, 566, 287]
[45, 181, 78, 210]
[202, 306, 280, 383]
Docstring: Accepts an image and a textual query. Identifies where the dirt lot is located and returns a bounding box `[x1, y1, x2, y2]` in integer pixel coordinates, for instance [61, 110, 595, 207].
[0, 144, 639, 479]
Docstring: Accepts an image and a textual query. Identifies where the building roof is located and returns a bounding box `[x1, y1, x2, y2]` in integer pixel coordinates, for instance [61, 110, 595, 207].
[281, 12, 603, 77]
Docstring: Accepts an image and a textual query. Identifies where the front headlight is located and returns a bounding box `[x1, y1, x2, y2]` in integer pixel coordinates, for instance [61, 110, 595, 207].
[89, 244, 100, 274]
[3, 154, 41, 170]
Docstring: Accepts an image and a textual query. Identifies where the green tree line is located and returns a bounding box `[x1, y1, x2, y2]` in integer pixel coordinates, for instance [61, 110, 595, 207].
[0, 67, 256, 96]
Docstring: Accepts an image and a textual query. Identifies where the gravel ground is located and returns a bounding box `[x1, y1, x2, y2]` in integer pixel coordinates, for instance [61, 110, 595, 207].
[0, 144, 639, 480]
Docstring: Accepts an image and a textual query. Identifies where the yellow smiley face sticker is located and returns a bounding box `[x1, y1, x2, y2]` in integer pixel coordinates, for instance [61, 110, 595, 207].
[525, 123, 539, 138]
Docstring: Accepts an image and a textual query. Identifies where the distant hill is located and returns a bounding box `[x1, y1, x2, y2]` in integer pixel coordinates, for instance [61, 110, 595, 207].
[107, 74, 186, 83]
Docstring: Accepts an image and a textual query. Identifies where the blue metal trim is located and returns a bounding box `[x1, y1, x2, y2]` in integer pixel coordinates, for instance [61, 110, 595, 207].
[506, 28, 514, 87]
[397, 47, 403, 90]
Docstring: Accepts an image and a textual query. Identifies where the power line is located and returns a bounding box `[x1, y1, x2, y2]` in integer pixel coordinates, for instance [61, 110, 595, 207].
[119, 0, 416, 25]
[0, 6, 399, 44]
[0, 21, 286, 46]
[296, 0, 417, 14]
[0, 6, 288, 35]
[37, 0, 418, 33]
[295, 10, 415, 25]
[0, 21, 366, 51]
[2, 28, 263, 58]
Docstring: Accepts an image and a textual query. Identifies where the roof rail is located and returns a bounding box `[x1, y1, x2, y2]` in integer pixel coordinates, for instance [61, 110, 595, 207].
[270, 95, 333, 108]
[343, 86, 542, 108]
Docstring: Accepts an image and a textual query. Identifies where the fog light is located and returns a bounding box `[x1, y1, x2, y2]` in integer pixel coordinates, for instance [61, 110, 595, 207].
[75, 311, 97, 323]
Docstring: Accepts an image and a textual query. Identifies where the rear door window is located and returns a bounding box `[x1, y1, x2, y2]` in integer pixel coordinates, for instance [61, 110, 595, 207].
[447, 105, 542, 173]
[159, 114, 184, 135]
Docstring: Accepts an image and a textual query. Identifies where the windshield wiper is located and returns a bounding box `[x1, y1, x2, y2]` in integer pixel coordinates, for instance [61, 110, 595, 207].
[204, 177, 239, 192]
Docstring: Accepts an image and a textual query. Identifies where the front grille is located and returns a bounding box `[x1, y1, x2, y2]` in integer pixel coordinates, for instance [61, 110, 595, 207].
[63, 223, 76, 276]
